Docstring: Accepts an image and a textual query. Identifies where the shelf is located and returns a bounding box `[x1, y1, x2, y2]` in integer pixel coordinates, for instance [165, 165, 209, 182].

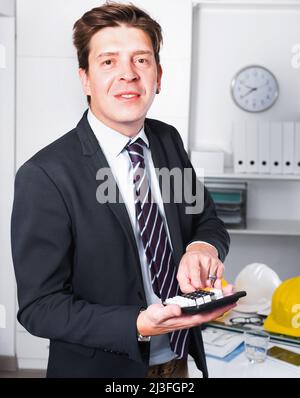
[228, 219, 300, 236]
[202, 169, 300, 181]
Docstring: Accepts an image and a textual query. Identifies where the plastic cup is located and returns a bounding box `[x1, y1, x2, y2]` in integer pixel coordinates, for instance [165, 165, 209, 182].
[244, 330, 270, 364]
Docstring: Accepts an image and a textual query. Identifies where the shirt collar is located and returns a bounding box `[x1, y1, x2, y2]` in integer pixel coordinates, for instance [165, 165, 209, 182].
[87, 109, 149, 161]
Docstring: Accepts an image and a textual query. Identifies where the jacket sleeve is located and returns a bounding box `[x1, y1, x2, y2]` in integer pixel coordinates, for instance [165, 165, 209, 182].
[171, 127, 230, 262]
[11, 161, 143, 363]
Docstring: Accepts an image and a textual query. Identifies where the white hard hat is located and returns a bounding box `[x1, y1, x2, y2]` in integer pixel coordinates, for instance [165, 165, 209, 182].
[234, 263, 281, 313]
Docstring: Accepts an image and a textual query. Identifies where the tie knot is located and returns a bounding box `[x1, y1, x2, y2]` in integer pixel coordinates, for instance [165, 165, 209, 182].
[126, 138, 145, 166]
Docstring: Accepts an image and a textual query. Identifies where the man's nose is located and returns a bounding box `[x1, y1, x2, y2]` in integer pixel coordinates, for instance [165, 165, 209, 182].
[118, 62, 139, 82]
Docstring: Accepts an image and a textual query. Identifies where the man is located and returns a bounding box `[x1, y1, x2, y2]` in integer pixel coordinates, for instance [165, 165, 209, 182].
[11, 2, 234, 378]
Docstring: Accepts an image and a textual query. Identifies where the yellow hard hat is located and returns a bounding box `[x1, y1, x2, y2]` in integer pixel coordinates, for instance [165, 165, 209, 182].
[264, 276, 300, 337]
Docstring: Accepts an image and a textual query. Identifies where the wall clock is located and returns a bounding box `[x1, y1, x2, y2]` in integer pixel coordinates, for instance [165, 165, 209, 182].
[231, 65, 279, 112]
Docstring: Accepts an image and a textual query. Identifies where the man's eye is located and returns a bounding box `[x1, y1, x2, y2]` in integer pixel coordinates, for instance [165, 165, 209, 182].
[103, 60, 112, 66]
[137, 58, 147, 64]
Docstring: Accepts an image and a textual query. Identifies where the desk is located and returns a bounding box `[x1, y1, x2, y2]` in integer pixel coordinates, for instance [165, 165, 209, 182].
[188, 343, 300, 378]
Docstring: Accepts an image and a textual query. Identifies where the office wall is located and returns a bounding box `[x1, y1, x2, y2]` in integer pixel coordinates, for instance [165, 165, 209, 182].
[0, 16, 15, 360]
[0, 0, 14, 16]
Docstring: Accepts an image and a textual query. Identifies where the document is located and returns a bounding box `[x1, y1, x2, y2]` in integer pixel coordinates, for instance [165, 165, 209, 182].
[202, 327, 244, 358]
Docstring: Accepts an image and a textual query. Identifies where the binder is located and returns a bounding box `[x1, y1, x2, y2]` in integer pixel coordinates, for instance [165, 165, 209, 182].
[294, 123, 300, 174]
[233, 121, 246, 173]
[0, 44, 6, 69]
[0, 304, 5, 329]
[282, 122, 294, 175]
[246, 120, 258, 173]
[270, 122, 282, 174]
[258, 121, 270, 174]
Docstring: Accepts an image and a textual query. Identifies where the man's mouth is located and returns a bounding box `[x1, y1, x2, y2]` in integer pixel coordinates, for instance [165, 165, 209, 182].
[114, 92, 141, 101]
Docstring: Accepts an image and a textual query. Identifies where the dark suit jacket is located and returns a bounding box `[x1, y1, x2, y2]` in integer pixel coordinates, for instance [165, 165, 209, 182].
[11, 111, 230, 378]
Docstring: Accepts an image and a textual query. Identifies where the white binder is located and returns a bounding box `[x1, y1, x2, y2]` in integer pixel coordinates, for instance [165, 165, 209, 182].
[294, 123, 300, 174]
[246, 120, 258, 173]
[258, 121, 270, 174]
[282, 122, 294, 175]
[233, 121, 246, 173]
[0, 44, 6, 68]
[0, 304, 6, 329]
[270, 122, 282, 174]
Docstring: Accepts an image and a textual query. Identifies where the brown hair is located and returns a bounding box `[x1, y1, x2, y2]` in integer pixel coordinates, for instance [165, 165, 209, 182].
[73, 1, 163, 72]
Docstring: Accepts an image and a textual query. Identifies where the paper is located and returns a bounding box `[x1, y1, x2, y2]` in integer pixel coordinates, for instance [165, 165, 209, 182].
[202, 327, 244, 358]
[206, 343, 244, 362]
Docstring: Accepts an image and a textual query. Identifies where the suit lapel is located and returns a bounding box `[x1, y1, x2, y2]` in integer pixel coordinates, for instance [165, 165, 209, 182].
[145, 121, 184, 268]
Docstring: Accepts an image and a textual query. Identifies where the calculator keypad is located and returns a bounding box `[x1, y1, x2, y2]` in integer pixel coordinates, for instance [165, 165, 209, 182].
[164, 288, 223, 308]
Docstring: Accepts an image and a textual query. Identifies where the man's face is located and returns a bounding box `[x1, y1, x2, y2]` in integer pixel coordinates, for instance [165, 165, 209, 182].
[79, 24, 162, 136]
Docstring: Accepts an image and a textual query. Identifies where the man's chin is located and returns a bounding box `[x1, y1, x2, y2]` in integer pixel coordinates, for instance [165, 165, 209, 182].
[113, 113, 147, 126]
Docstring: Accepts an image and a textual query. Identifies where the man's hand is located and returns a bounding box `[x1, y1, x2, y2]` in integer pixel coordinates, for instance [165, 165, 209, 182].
[137, 288, 236, 337]
[177, 243, 224, 293]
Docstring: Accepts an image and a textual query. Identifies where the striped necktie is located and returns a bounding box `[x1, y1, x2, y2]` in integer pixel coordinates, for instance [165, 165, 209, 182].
[126, 138, 189, 359]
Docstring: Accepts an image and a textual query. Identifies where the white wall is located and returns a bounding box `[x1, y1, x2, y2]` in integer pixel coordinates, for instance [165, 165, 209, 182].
[0, 16, 15, 358]
[0, 0, 14, 16]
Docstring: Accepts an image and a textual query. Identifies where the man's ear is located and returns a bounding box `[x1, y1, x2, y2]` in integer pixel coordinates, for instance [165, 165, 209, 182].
[79, 68, 91, 96]
[156, 64, 163, 93]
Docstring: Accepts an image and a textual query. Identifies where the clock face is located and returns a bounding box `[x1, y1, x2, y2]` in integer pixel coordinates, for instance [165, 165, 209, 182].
[231, 65, 279, 112]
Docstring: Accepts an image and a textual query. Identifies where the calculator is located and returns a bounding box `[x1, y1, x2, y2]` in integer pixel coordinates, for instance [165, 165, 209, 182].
[164, 289, 247, 314]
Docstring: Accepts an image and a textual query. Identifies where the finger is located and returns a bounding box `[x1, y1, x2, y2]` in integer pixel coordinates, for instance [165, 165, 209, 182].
[216, 262, 225, 279]
[157, 304, 182, 322]
[177, 264, 198, 293]
[179, 280, 198, 294]
[199, 255, 212, 287]
[213, 263, 225, 289]
[214, 278, 222, 289]
[205, 260, 219, 287]
[177, 270, 196, 293]
[189, 263, 202, 290]
[222, 284, 234, 295]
